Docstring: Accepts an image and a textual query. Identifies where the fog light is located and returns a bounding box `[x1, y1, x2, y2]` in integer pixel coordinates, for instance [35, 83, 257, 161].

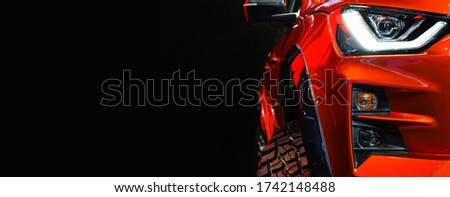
[359, 129, 382, 147]
[355, 92, 378, 110]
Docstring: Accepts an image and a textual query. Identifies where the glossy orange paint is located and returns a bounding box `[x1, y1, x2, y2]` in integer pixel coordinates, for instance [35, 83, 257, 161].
[259, 87, 279, 142]
[358, 112, 438, 128]
[300, 12, 354, 176]
[303, 0, 450, 16]
[356, 155, 450, 176]
[331, 4, 450, 176]
[256, 0, 450, 176]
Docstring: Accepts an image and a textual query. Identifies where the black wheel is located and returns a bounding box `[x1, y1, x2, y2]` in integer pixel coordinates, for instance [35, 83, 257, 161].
[257, 120, 311, 177]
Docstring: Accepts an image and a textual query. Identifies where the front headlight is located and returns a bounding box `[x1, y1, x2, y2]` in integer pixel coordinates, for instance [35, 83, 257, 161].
[333, 5, 450, 55]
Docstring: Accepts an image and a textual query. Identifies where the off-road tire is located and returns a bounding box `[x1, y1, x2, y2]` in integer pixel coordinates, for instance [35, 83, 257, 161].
[257, 120, 311, 177]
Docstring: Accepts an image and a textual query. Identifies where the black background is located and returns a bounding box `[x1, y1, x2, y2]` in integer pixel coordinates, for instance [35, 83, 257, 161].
[3, 1, 278, 176]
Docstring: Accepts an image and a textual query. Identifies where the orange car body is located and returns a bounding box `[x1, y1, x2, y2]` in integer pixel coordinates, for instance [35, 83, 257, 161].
[251, 0, 450, 176]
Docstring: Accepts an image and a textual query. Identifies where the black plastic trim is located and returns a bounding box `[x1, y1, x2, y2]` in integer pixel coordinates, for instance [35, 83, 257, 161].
[279, 45, 332, 176]
[351, 85, 409, 168]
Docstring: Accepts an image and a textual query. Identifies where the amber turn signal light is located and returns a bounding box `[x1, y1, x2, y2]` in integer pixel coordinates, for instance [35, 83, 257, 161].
[355, 92, 378, 111]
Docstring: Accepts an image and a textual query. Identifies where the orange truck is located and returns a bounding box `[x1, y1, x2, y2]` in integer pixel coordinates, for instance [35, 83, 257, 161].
[245, 0, 450, 176]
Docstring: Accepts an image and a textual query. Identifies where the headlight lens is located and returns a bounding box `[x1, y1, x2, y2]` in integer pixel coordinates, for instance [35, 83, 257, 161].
[335, 6, 450, 55]
[367, 14, 405, 39]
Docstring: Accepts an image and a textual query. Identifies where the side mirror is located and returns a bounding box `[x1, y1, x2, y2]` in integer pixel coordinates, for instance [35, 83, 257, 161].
[244, 0, 297, 26]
